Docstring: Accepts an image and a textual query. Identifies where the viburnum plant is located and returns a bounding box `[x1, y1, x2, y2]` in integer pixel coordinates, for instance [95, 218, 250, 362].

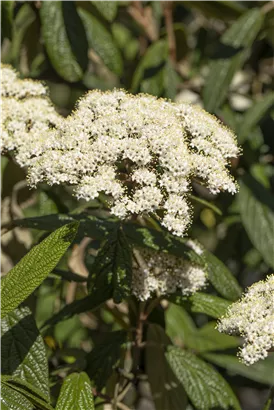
[1, 64, 273, 410]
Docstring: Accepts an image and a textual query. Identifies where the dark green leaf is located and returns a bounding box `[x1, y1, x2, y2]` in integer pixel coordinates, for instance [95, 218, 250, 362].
[56, 372, 94, 410]
[1, 306, 50, 398]
[238, 93, 274, 140]
[204, 250, 242, 301]
[182, 1, 245, 21]
[78, 8, 123, 75]
[203, 353, 274, 386]
[92, 1, 118, 22]
[88, 226, 132, 303]
[203, 8, 264, 113]
[238, 175, 274, 269]
[166, 304, 238, 352]
[40, 1, 88, 82]
[170, 292, 231, 318]
[1, 222, 79, 318]
[166, 346, 241, 410]
[52, 268, 87, 282]
[86, 331, 127, 391]
[146, 324, 187, 410]
[1, 1, 14, 40]
[1, 383, 34, 410]
[112, 22, 139, 61]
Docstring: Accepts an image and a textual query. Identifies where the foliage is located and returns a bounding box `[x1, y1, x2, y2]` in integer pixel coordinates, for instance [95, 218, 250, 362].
[1, 1, 274, 410]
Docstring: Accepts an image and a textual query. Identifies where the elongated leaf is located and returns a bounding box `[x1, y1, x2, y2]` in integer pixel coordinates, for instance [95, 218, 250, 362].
[92, 1, 118, 22]
[40, 2, 88, 82]
[88, 226, 132, 303]
[78, 8, 123, 75]
[166, 346, 241, 410]
[203, 8, 264, 112]
[41, 289, 110, 329]
[1, 383, 33, 410]
[238, 175, 274, 269]
[203, 353, 274, 386]
[1, 222, 79, 318]
[170, 292, 231, 318]
[1, 306, 50, 398]
[182, 1, 245, 21]
[86, 331, 127, 391]
[238, 93, 274, 140]
[1, 1, 14, 40]
[166, 304, 238, 352]
[52, 268, 87, 282]
[263, 386, 274, 410]
[204, 250, 242, 301]
[56, 372, 94, 410]
[146, 324, 187, 410]
[131, 39, 168, 93]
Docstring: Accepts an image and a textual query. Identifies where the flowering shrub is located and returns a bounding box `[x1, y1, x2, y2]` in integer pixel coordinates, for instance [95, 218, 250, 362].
[1, 2, 274, 410]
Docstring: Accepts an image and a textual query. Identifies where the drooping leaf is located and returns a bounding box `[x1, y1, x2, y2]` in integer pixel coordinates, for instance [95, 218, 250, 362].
[92, 1, 118, 22]
[166, 346, 241, 410]
[1, 383, 34, 410]
[182, 292, 231, 319]
[166, 304, 239, 353]
[1, 1, 14, 40]
[1, 222, 79, 318]
[88, 226, 132, 303]
[203, 8, 264, 112]
[238, 174, 274, 269]
[204, 250, 242, 301]
[56, 372, 94, 410]
[238, 92, 274, 141]
[78, 7, 123, 76]
[146, 324, 187, 410]
[1, 306, 50, 398]
[203, 353, 274, 386]
[86, 331, 127, 391]
[40, 1, 88, 82]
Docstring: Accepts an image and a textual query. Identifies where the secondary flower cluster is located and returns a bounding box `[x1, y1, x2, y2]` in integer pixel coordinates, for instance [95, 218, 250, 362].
[1, 65, 240, 236]
[218, 275, 274, 365]
[132, 247, 207, 300]
[1, 65, 62, 167]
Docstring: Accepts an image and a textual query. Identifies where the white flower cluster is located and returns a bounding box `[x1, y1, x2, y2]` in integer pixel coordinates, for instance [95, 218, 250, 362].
[1, 65, 62, 166]
[1, 65, 240, 236]
[132, 247, 207, 301]
[218, 275, 274, 365]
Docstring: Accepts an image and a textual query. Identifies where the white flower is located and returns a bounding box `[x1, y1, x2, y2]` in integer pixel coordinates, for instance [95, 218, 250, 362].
[132, 247, 207, 300]
[218, 275, 274, 365]
[1, 65, 240, 237]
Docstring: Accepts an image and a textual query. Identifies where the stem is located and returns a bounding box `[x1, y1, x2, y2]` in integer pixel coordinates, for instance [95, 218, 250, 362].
[163, 1, 176, 63]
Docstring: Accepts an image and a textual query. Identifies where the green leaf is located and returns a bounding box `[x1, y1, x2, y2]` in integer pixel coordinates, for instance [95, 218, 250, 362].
[88, 226, 132, 304]
[204, 250, 242, 301]
[86, 331, 127, 391]
[40, 1, 88, 82]
[203, 8, 264, 112]
[1, 1, 14, 40]
[1, 383, 34, 410]
[263, 386, 274, 410]
[92, 1, 118, 22]
[56, 372, 94, 410]
[3, 377, 53, 410]
[78, 8, 123, 76]
[41, 289, 110, 329]
[166, 304, 238, 353]
[203, 353, 274, 386]
[238, 93, 274, 140]
[1, 306, 50, 398]
[166, 346, 241, 410]
[131, 39, 168, 94]
[238, 174, 274, 269]
[182, 1, 245, 21]
[146, 324, 187, 410]
[1, 222, 79, 318]
[112, 22, 139, 61]
[52, 268, 87, 282]
[170, 292, 231, 319]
